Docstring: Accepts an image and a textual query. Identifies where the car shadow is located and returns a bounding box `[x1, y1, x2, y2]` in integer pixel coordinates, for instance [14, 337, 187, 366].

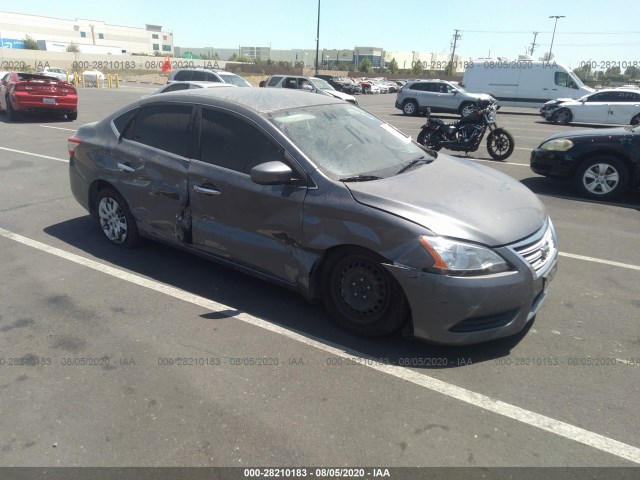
[520, 176, 640, 209]
[43, 216, 532, 370]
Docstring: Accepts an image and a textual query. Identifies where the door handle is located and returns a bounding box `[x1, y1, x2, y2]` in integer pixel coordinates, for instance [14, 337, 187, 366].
[117, 162, 135, 173]
[542, 88, 549, 90]
[551, 88, 558, 91]
[193, 185, 221, 195]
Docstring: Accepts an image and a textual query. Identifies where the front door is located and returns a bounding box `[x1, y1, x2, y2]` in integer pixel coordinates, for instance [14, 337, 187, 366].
[188, 108, 308, 284]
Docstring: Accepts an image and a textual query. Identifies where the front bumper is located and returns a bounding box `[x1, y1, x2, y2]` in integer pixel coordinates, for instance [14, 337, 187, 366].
[386, 224, 558, 345]
[530, 148, 577, 179]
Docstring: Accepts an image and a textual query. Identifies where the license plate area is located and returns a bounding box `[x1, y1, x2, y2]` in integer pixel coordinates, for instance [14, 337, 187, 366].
[43, 98, 56, 104]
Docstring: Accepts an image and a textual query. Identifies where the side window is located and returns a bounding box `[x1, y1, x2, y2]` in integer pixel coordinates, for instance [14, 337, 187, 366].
[554, 72, 573, 88]
[199, 109, 283, 174]
[205, 72, 221, 82]
[131, 105, 192, 157]
[267, 76, 282, 87]
[113, 108, 139, 135]
[173, 70, 191, 81]
[585, 93, 605, 103]
[284, 78, 298, 89]
[409, 83, 425, 91]
[191, 71, 207, 81]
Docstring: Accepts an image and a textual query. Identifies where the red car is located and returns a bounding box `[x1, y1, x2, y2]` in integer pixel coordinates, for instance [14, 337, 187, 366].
[0, 72, 78, 122]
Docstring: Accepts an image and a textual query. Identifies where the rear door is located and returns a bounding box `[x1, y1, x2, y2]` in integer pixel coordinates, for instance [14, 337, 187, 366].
[606, 91, 640, 124]
[113, 103, 193, 243]
[188, 107, 308, 283]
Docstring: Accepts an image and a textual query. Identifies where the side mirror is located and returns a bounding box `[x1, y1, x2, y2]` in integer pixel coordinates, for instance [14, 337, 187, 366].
[303, 84, 313, 92]
[251, 161, 293, 185]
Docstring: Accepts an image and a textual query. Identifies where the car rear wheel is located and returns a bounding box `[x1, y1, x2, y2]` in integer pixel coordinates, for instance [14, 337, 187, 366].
[402, 100, 418, 116]
[575, 156, 629, 201]
[322, 248, 409, 337]
[95, 187, 141, 248]
[67, 111, 78, 121]
[552, 108, 572, 125]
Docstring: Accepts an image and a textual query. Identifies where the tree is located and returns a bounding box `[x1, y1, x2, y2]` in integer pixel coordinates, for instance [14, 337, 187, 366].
[411, 60, 423, 75]
[23, 35, 39, 50]
[228, 53, 238, 61]
[603, 66, 623, 82]
[359, 57, 373, 73]
[540, 52, 555, 62]
[573, 63, 592, 81]
[66, 42, 80, 53]
[624, 66, 640, 80]
[388, 58, 399, 74]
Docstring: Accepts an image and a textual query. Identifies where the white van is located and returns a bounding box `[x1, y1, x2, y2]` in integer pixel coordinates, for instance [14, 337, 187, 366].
[462, 58, 593, 108]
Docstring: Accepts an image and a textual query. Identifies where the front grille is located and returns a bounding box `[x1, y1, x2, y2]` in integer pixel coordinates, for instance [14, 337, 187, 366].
[511, 223, 557, 276]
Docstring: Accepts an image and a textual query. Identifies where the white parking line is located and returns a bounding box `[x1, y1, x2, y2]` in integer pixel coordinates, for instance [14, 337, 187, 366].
[0, 146, 68, 163]
[39, 125, 77, 132]
[560, 252, 640, 271]
[0, 225, 639, 464]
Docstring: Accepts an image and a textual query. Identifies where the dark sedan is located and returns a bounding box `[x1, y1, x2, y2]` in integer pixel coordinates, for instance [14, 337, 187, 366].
[530, 125, 640, 200]
[68, 88, 557, 345]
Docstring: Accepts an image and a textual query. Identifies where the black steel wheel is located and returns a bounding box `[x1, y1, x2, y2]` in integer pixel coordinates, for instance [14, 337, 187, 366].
[95, 187, 140, 248]
[486, 128, 515, 161]
[322, 249, 409, 337]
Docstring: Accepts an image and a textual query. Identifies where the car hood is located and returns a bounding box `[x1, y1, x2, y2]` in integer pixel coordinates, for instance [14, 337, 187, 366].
[542, 125, 638, 141]
[345, 155, 547, 246]
[543, 97, 576, 107]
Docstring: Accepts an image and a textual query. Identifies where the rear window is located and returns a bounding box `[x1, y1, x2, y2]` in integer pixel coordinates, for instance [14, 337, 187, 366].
[113, 108, 139, 135]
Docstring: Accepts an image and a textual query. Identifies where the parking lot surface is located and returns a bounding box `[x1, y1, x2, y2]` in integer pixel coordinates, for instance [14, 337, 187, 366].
[0, 86, 639, 468]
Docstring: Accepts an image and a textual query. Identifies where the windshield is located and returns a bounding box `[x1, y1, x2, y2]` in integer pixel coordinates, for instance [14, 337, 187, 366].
[269, 103, 430, 180]
[310, 78, 335, 91]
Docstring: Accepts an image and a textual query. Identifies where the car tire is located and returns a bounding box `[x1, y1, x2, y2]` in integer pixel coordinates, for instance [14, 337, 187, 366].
[95, 187, 141, 248]
[631, 114, 640, 126]
[402, 100, 419, 116]
[486, 128, 515, 161]
[67, 111, 78, 121]
[552, 108, 572, 125]
[322, 248, 409, 337]
[459, 102, 477, 117]
[575, 156, 629, 201]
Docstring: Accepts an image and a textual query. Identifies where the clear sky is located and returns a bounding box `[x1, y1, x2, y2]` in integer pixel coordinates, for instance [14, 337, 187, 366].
[5, 0, 640, 69]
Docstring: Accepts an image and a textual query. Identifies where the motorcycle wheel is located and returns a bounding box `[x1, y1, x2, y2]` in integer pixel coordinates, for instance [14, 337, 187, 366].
[417, 130, 443, 151]
[486, 128, 514, 161]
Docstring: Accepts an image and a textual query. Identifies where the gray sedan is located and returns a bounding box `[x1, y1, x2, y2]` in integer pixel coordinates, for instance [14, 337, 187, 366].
[68, 89, 557, 345]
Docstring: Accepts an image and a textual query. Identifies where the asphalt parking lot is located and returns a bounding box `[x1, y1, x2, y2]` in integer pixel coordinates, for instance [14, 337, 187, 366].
[0, 85, 639, 470]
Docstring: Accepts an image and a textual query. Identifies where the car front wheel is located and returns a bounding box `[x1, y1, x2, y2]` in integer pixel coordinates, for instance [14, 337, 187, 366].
[95, 187, 140, 247]
[552, 108, 572, 125]
[575, 156, 629, 200]
[322, 248, 409, 337]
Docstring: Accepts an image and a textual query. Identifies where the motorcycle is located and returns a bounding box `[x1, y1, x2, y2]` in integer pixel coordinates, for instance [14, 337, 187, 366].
[416, 100, 515, 161]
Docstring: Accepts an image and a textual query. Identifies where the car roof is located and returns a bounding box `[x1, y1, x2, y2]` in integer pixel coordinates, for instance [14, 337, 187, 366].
[137, 87, 345, 114]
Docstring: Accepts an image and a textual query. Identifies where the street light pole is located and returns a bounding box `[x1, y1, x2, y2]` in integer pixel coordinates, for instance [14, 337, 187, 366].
[314, 0, 320, 75]
[548, 15, 565, 60]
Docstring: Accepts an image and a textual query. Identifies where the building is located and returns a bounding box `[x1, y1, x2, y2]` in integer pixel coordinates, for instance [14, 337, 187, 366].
[0, 11, 173, 55]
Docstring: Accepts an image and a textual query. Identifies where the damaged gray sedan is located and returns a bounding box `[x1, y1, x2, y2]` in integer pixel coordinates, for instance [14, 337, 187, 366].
[68, 89, 557, 345]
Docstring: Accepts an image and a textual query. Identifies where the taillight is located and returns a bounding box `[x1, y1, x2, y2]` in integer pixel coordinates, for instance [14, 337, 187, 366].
[68, 136, 82, 157]
[15, 84, 33, 91]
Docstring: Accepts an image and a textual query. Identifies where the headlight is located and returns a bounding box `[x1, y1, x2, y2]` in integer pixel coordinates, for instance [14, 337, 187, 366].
[539, 138, 574, 151]
[419, 236, 511, 276]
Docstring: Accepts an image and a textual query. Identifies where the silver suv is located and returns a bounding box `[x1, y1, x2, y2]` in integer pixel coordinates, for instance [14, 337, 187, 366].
[167, 68, 251, 87]
[395, 79, 493, 116]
